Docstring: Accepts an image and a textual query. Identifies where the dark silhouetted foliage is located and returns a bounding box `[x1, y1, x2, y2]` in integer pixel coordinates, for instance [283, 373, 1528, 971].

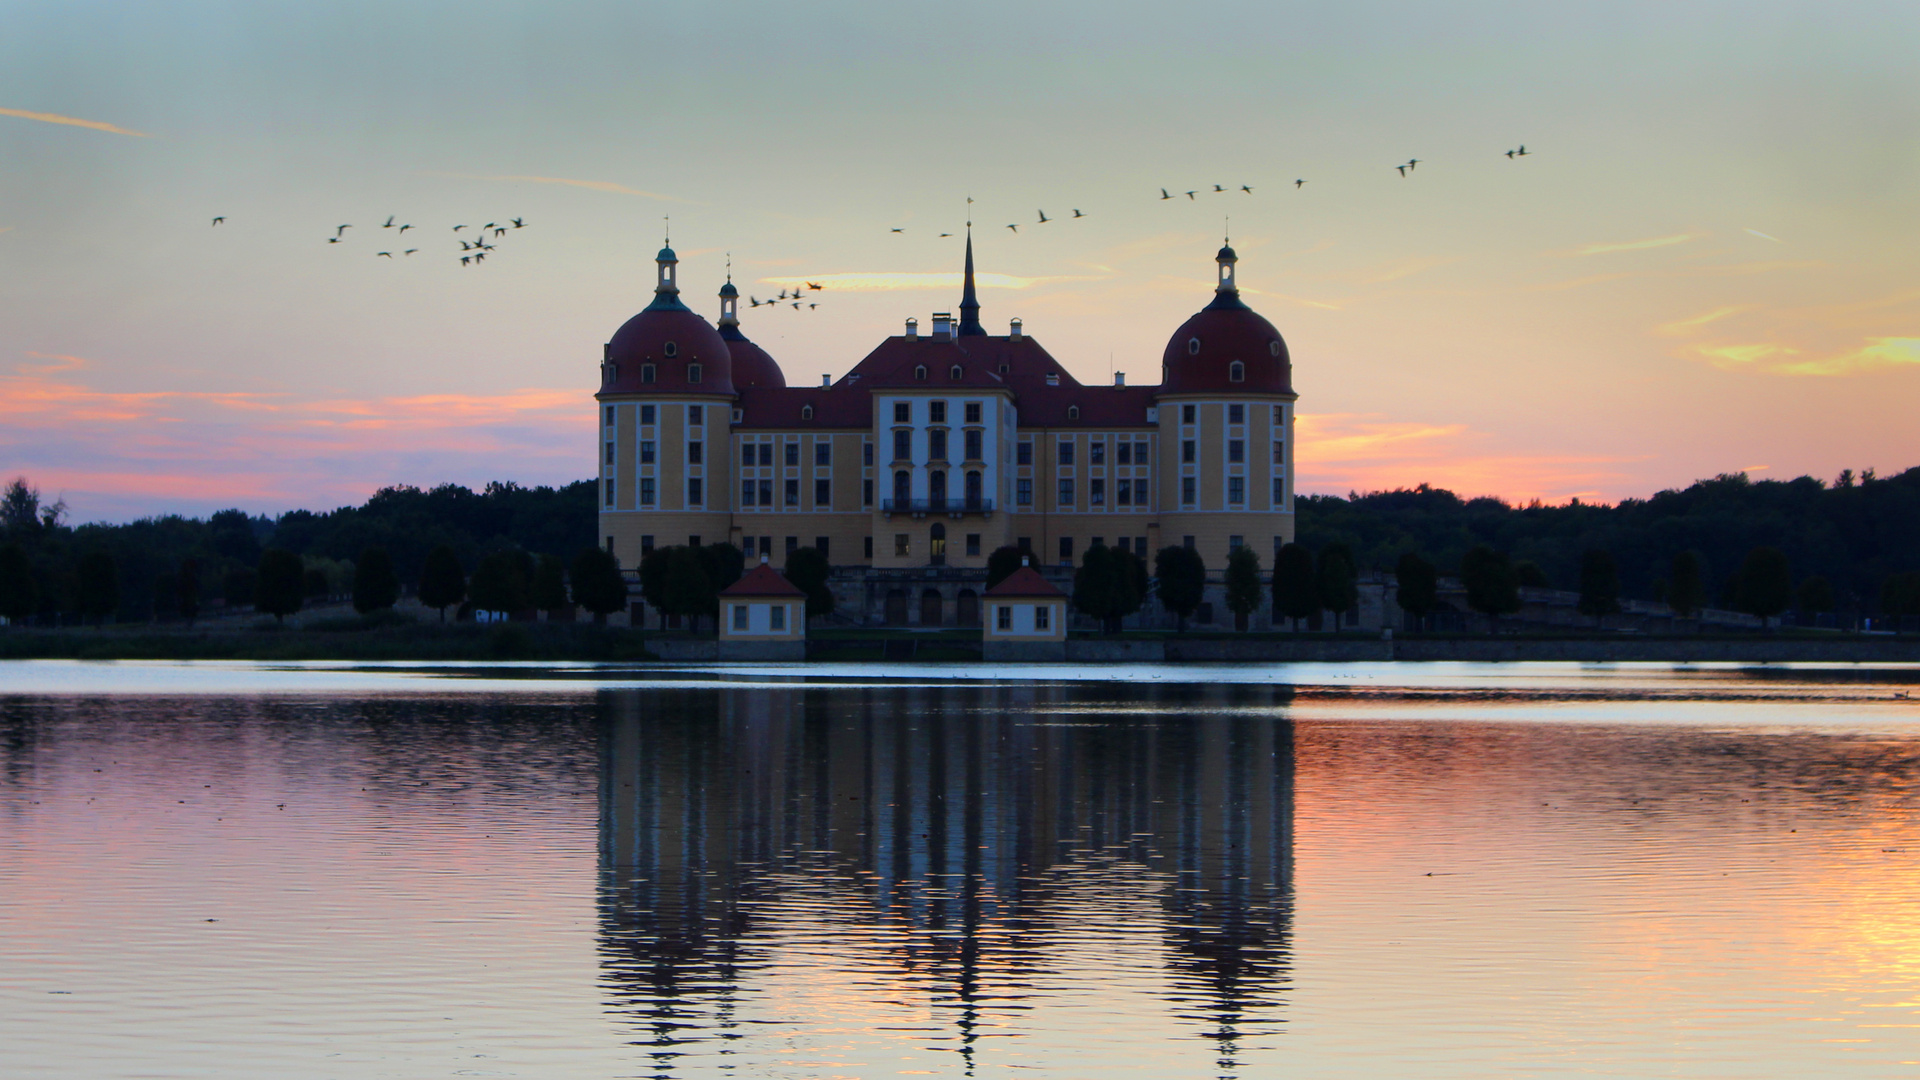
[532, 553, 570, 616]
[75, 551, 119, 624]
[1153, 545, 1206, 631]
[254, 549, 305, 623]
[986, 546, 1027, 591]
[1316, 543, 1359, 629]
[1461, 545, 1520, 632]
[570, 547, 627, 624]
[353, 547, 400, 614]
[1394, 551, 1438, 630]
[1224, 547, 1263, 630]
[1273, 543, 1318, 631]
[783, 546, 834, 619]
[0, 543, 36, 624]
[418, 545, 466, 621]
[1731, 546, 1792, 629]
[1668, 550, 1706, 619]
[469, 550, 534, 616]
[1577, 549, 1621, 623]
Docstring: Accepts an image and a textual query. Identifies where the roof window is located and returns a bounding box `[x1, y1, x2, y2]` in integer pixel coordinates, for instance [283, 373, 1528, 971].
[1045, 373, 1059, 386]
[687, 363, 702, 384]
[664, 341, 678, 358]
[1067, 405, 1080, 420]
[801, 404, 814, 420]
[950, 365, 963, 380]
[1269, 340, 1282, 356]
[1187, 337, 1201, 356]
[641, 364, 656, 384]
[914, 365, 927, 380]
[1229, 361, 1245, 382]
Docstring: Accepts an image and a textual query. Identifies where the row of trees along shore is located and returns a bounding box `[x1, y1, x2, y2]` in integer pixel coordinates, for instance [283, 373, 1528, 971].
[3, 465, 1918, 631]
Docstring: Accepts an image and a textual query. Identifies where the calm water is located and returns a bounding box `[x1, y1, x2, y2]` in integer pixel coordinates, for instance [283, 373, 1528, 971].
[3, 662, 1920, 1079]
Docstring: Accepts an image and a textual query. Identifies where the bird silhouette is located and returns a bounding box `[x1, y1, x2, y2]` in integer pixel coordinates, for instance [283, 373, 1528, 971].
[493, 227, 506, 238]
[750, 297, 760, 307]
[1396, 164, 1408, 176]
[809, 303, 817, 309]
[938, 232, 953, 237]
[460, 255, 471, 266]
[1160, 188, 1173, 200]
[1185, 190, 1197, 200]
[397, 224, 412, 234]
[382, 216, 395, 228]
[1213, 184, 1225, 193]
[1295, 179, 1305, 188]
[511, 218, 525, 228]
[1037, 210, 1050, 223]
[807, 281, 822, 290]
[1240, 185, 1253, 193]
[474, 252, 485, 263]
[453, 224, 467, 232]
[1505, 149, 1516, 158]
[403, 249, 417, 255]
[482, 222, 497, 231]
[327, 237, 341, 244]
[1006, 223, 1018, 232]
[1407, 158, 1420, 170]
[1072, 209, 1085, 218]
[211, 216, 224, 226]
[891, 227, 904, 233]
[1517, 145, 1529, 156]
[791, 301, 799, 308]
[334, 224, 351, 237]
[377, 251, 392, 258]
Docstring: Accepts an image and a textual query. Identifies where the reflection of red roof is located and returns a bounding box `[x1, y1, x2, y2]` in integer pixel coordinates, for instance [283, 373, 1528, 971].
[984, 566, 1065, 598]
[720, 562, 806, 597]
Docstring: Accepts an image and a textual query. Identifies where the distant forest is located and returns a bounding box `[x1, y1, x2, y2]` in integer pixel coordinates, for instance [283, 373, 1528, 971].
[1, 466, 1917, 624]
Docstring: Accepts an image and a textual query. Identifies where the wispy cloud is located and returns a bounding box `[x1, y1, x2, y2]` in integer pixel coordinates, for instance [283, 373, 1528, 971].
[420, 171, 690, 203]
[1770, 337, 1920, 376]
[1655, 305, 1753, 336]
[757, 272, 1107, 292]
[0, 106, 149, 137]
[1569, 233, 1698, 257]
[1745, 228, 1783, 243]
[19, 351, 90, 374]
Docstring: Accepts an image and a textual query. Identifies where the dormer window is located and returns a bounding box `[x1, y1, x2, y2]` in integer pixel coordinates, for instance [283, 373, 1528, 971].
[1187, 337, 1201, 356]
[1269, 340, 1282, 357]
[915, 365, 928, 381]
[687, 363, 702, 384]
[1045, 373, 1059, 387]
[641, 364, 656, 384]
[1229, 360, 1245, 382]
[801, 404, 814, 420]
[950, 365, 963, 380]
[1067, 405, 1080, 420]
[998, 363, 1009, 374]
[663, 341, 678, 358]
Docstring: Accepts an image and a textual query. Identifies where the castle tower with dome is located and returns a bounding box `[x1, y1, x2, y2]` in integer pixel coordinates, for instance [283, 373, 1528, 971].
[594, 236, 1298, 628]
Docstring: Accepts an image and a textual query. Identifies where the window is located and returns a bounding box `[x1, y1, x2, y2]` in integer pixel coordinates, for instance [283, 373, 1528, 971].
[604, 479, 614, 506]
[1273, 477, 1286, 503]
[1034, 605, 1050, 630]
[688, 405, 703, 425]
[894, 402, 911, 423]
[964, 429, 982, 461]
[1017, 442, 1033, 465]
[965, 470, 982, 505]
[1059, 537, 1074, 564]
[1059, 441, 1075, 465]
[1182, 404, 1196, 424]
[1136, 441, 1149, 463]
[1229, 403, 1245, 424]
[1273, 405, 1284, 424]
[914, 365, 927, 381]
[1229, 440, 1245, 463]
[758, 479, 773, 506]
[863, 442, 874, 466]
[929, 428, 948, 461]
[863, 479, 874, 506]
[966, 533, 981, 556]
[687, 441, 702, 464]
[733, 605, 748, 631]
[1182, 440, 1196, 463]
[732, 409, 742, 423]
[784, 442, 799, 466]
[785, 479, 799, 506]
[1058, 478, 1075, 506]
[965, 402, 982, 424]
[742, 480, 756, 506]
[663, 341, 678, 358]
[1117, 479, 1132, 506]
[1270, 341, 1283, 357]
[930, 523, 947, 560]
[893, 471, 911, 504]
[1017, 478, 1033, 505]
[641, 364, 655, 383]
[687, 477, 703, 504]
[687, 363, 702, 384]
[1228, 476, 1245, 504]
[1068, 406, 1080, 420]
[997, 605, 1012, 630]
[1187, 337, 1201, 356]
[815, 441, 831, 466]
[640, 478, 655, 505]
[1273, 440, 1285, 464]
[605, 406, 616, 427]
[689, 534, 700, 547]
[930, 400, 947, 423]
[1230, 535, 1244, 551]
[1117, 537, 1130, 554]
[1182, 477, 1196, 504]
[639, 441, 655, 464]
[815, 536, 829, 557]
[1184, 535, 1196, 550]
[1090, 478, 1105, 505]
[949, 365, 962, 380]
[801, 404, 813, 420]
[895, 533, 910, 557]
[1090, 441, 1105, 465]
[815, 478, 831, 505]
[864, 536, 874, 559]
[770, 604, 785, 631]
[605, 441, 615, 466]
[893, 429, 912, 462]
[641, 405, 655, 425]
[641, 534, 654, 553]
[1117, 442, 1131, 465]
[786, 536, 798, 555]
[928, 470, 947, 504]
[1229, 361, 1244, 383]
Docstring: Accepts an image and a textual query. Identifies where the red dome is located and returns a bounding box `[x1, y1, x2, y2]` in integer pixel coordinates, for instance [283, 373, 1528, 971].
[718, 325, 786, 388]
[1160, 294, 1292, 395]
[602, 300, 734, 396]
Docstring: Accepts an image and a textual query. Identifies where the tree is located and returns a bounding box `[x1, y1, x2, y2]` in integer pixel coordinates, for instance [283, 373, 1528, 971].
[0, 543, 35, 625]
[1796, 575, 1834, 616]
[75, 550, 119, 625]
[418, 545, 466, 622]
[1224, 547, 1263, 631]
[1732, 546, 1792, 631]
[1667, 550, 1706, 621]
[532, 553, 570, 617]
[1514, 560, 1552, 589]
[1073, 543, 1140, 634]
[224, 567, 256, 610]
[570, 547, 628, 625]
[1460, 545, 1520, 633]
[209, 508, 260, 563]
[177, 557, 201, 625]
[1273, 542, 1318, 631]
[254, 549, 306, 624]
[658, 546, 714, 633]
[469, 549, 533, 617]
[638, 546, 673, 611]
[1394, 551, 1438, 632]
[353, 546, 400, 614]
[986, 546, 1027, 591]
[698, 542, 746, 599]
[1153, 545, 1206, 632]
[1576, 549, 1621, 625]
[1316, 543, 1359, 630]
[304, 566, 331, 600]
[784, 546, 835, 620]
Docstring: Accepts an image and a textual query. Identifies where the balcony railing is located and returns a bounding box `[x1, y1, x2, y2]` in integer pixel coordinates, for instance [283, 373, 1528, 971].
[882, 497, 995, 515]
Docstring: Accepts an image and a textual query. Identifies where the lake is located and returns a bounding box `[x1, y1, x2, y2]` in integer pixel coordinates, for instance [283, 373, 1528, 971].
[3, 660, 1919, 1078]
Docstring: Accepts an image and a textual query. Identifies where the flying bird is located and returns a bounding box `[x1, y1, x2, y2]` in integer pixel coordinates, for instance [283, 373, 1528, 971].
[807, 281, 822, 290]
[891, 227, 904, 233]
[1239, 185, 1253, 194]
[403, 249, 417, 255]
[1006, 223, 1018, 232]
[1160, 188, 1173, 200]
[1517, 145, 1529, 156]
[511, 218, 524, 228]
[1295, 179, 1305, 188]
[809, 303, 817, 309]
[939, 232, 953, 237]
[1396, 164, 1408, 177]
[377, 251, 392, 258]
[482, 223, 497, 231]
[473, 252, 484, 263]
[1407, 158, 1420, 170]
[1213, 184, 1225, 193]
[211, 216, 224, 226]
[382, 216, 395, 228]
[453, 224, 467, 232]
[1185, 190, 1197, 200]
[749, 297, 760, 307]
[397, 224, 412, 234]
[791, 301, 799, 308]
[1037, 210, 1050, 223]
[1071, 209, 1085, 218]
[334, 224, 351, 237]
[494, 227, 506, 238]
[461, 255, 471, 266]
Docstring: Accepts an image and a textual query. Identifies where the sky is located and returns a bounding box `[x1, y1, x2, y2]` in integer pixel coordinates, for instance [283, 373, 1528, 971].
[2, 0, 1917, 522]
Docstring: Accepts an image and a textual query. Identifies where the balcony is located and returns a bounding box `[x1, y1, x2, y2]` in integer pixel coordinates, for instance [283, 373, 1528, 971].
[882, 497, 995, 518]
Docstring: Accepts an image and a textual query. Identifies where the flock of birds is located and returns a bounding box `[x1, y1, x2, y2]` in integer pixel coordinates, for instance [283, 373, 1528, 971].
[749, 281, 825, 312]
[209, 213, 530, 266]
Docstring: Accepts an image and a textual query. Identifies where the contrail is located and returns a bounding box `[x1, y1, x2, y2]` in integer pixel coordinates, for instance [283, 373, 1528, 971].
[0, 106, 149, 137]
[1744, 228, 1782, 243]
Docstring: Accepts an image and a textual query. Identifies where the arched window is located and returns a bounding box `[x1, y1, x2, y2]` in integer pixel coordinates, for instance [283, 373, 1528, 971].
[1229, 360, 1245, 382]
[801, 404, 814, 420]
[965, 470, 982, 507]
[1187, 337, 1201, 356]
[950, 365, 963, 380]
[663, 341, 678, 358]
[687, 363, 702, 383]
[1067, 405, 1080, 420]
[1269, 340, 1282, 357]
[914, 365, 928, 381]
[929, 470, 947, 505]
[641, 364, 656, 384]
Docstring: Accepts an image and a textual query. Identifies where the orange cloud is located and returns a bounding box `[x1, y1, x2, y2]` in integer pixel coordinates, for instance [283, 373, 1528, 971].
[1569, 233, 1699, 257]
[0, 106, 149, 137]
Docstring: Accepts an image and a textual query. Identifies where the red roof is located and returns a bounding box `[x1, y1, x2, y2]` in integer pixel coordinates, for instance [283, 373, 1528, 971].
[719, 325, 786, 388]
[984, 566, 1065, 598]
[601, 300, 735, 397]
[1159, 293, 1293, 396]
[720, 561, 806, 597]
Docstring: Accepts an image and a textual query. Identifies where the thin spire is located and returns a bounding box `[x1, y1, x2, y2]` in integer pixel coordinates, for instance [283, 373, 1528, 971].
[663, 215, 670, 246]
[957, 225, 984, 335]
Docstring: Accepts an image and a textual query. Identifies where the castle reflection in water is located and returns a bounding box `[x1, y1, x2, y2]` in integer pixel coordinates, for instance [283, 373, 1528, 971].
[598, 682, 1295, 1073]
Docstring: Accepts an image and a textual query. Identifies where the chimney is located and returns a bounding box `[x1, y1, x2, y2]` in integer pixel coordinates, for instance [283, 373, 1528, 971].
[821, 374, 831, 387]
[1113, 372, 1126, 387]
[931, 312, 952, 341]
[1020, 555, 1029, 567]
[760, 553, 770, 564]
[905, 317, 918, 340]
[1045, 372, 1059, 387]
[1009, 318, 1023, 341]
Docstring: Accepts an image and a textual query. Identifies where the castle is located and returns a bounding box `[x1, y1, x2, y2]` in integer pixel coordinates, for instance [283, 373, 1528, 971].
[595, 234, 1298, 627]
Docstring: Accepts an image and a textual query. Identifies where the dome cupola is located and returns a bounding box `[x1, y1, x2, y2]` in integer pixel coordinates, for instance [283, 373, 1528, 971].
[715, 265, 785, 389]
[600, 240, 734, 397]
[1159, 242, 1292, 395]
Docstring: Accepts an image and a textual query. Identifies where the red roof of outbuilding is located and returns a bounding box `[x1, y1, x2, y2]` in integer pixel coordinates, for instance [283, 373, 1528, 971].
[983, 566, 1066, 598]
[719, 561, 806, 597]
